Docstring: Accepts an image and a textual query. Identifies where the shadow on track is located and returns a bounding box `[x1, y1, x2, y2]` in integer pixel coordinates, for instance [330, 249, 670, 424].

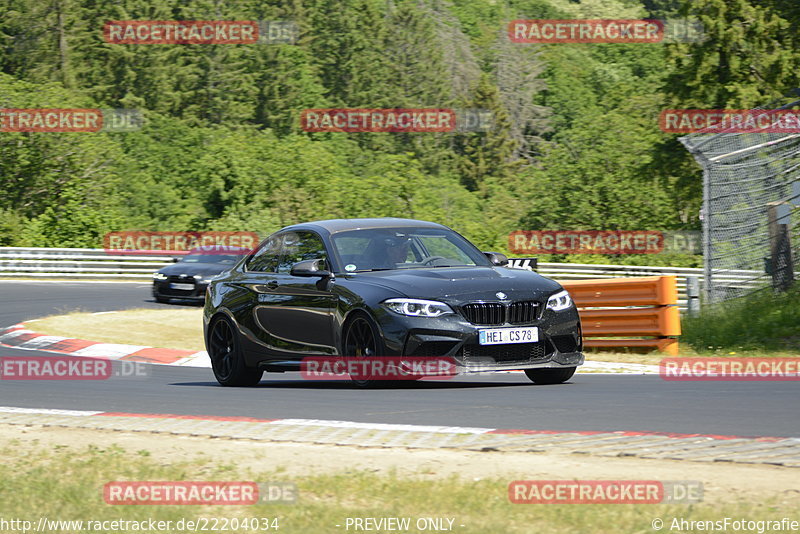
[169, 378, 577, 390]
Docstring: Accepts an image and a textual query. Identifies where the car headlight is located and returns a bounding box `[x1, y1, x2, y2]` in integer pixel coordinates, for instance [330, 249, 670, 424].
[546, 290, 573, 312]
[382, 298, 454, 317]
[153, 272, 167, 280]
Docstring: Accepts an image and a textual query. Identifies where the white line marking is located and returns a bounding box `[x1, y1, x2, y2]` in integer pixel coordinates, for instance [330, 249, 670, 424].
[0, 329, 33, 341]
[269, 419, 493, 434]
[173, 352, 211, 367]
[0, 406, 103, 416]
[15, 335, 69, 349]
[71, 344, 148, 359]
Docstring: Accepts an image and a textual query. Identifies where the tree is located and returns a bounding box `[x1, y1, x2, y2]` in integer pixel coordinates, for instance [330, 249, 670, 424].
[665, 0, 800, 109]
[453, 73, 520, 191]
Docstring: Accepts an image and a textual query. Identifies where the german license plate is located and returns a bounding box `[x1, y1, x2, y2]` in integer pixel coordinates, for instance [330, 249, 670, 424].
[479, 326, 538, 345]
[169, 283, 195, 290]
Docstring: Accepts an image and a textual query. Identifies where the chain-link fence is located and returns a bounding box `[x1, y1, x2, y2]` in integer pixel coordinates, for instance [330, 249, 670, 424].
[679, 92, 800, 304]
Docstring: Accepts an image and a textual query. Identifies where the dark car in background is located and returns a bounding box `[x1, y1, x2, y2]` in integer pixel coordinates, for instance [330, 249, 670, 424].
[204, 218, 583, 387]
[152, 245, 249, 304]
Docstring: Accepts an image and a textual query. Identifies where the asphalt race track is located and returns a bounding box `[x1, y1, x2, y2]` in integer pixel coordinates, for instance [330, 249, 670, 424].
[0, 281, 797, 438]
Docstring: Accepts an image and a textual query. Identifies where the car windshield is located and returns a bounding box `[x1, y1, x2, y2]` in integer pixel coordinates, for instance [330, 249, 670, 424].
[331, 227, 490, 272]
[180, 254, 241, 265]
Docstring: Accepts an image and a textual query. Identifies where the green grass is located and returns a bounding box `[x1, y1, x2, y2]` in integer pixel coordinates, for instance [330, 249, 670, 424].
[681, 286, 800, 353]
[0, 441, 798, 533]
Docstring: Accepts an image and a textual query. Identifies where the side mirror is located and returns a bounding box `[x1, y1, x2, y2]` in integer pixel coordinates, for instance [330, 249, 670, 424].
[172, 257, 180, 263]
[483, 252, 508, 266]
[290, 258, 332, 277]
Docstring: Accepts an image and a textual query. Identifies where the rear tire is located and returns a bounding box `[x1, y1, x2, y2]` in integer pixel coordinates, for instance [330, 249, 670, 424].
[524, 367, 576, 385]
[208, 316, 262, 386]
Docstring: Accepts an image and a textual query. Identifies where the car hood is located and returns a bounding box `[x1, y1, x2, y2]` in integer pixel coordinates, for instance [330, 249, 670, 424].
[157, 262, 232, 278]
[348, 266, 562, 302]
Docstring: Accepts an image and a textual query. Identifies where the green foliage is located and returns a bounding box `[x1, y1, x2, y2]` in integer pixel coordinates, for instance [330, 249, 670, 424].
[665, 0, 800, 108]
[2, 0, 796, 267]
[681, 286, 800, 351]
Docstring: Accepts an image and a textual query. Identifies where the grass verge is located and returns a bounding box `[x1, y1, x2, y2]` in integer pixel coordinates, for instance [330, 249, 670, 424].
[0, 438, 797, 534]
[682, 286, 800, 352]
[27, 308, 205, 351]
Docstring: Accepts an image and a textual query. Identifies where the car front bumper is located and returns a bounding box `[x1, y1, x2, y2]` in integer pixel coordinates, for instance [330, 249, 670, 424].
[375, 305, 584, 371]
[152, 280, 208, 302]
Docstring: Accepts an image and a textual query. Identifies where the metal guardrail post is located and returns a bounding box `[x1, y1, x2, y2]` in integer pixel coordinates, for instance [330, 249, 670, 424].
[702, 168, 713, 304]
[686, 276, 700, 316]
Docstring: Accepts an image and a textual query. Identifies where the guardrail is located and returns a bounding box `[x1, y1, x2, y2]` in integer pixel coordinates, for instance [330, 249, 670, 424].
[536, 262, 760, 312]
[0, 247, 179, 279]
[0, 248, 764, 310]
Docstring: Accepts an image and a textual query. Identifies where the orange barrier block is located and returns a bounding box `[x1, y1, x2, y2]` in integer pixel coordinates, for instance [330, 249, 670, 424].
[578, 306, 681, 337]
[561, 276, 678, 307]
[554, 276, 682, 355]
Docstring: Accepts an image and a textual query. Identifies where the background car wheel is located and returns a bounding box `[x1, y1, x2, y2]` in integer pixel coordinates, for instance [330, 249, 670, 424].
[208, 316, 262, 386]
[524, 367, 576, 385]
[343, 312, 385, 388]
[154, 295, 169, 303]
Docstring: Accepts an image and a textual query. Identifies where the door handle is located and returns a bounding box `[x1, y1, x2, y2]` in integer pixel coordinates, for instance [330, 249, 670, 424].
[266, 281, 279, 290]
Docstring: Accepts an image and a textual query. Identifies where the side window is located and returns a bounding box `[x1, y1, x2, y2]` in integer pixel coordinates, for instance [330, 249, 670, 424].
[246, 236, 281, 273]
[277, 231, 329, 274]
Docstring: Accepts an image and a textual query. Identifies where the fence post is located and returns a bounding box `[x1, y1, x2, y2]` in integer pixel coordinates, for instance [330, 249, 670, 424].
[701, 168, 713, 304]
[767, 202, 794, 292]
[686, 276, 700, 316]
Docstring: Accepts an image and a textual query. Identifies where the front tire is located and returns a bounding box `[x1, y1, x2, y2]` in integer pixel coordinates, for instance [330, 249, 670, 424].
[343, 312, 385, 388]
[208, 316, 262, 386]
[524, 367, 576, 385]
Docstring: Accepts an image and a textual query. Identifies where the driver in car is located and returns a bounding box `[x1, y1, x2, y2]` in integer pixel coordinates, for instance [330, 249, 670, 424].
[366, 235, 411, 269]
[385, 236, 410, 265]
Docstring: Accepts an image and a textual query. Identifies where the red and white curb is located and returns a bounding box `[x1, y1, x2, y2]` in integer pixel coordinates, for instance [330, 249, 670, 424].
[0, 406, 797, 466]
[0, 406, 790, 440]
[0, 323, 658, 374]
[0, 323, 210, 367]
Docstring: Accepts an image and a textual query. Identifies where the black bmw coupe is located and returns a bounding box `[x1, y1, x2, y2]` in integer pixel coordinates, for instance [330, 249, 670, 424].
[204, 218, 583, 386]
[153, 245, 249, 304]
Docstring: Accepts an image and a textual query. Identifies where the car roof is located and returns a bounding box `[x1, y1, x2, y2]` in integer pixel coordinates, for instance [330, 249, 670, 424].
[282, 218, 450, 236]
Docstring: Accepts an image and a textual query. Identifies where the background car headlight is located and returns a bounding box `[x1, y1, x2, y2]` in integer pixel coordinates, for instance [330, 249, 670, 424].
[546, 290, 573, 311]
[382, 298, 453, 317]
[153, 272, 167, 280]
